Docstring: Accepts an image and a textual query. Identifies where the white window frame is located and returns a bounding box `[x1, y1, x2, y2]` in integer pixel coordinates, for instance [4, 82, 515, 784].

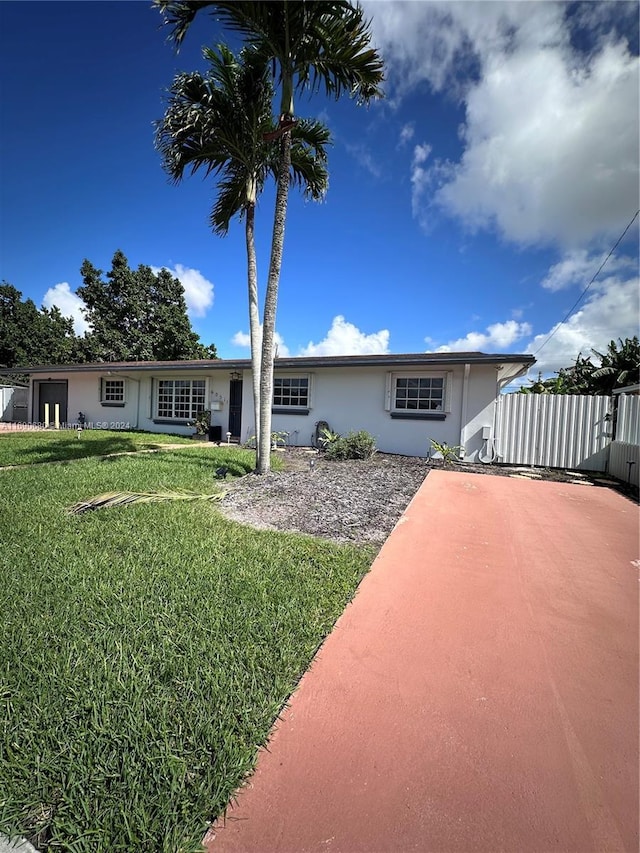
[272, 374, 313, 413]
[385, 371, 452, 417]
[100, 377, 125, 407]
[155, 378, 207, 422]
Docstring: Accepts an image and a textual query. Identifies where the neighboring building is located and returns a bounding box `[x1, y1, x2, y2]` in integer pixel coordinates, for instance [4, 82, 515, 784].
[12, 352, 535, 459]
[0, 383, 28, 423]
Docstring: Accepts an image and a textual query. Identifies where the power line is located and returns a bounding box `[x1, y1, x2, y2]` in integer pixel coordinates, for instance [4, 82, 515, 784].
[533, 208, 640, 357]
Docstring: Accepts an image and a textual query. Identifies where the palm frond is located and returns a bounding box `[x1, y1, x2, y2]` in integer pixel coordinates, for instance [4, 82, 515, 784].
[69, 490, 226, 515]
[156, 2, 384, 111]
[210, 171, 252, 234]
[154, 0, 218, 47]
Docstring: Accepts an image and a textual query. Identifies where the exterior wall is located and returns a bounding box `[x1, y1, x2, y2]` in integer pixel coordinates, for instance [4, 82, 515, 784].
[28, 370, 238, 437]
[242, 364, 500, 459]
[27, 363, 504, 458]
[460, 365, 501, 463]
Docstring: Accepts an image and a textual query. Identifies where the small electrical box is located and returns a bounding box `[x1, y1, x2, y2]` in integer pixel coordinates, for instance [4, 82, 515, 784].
[482, 425, 492, 440]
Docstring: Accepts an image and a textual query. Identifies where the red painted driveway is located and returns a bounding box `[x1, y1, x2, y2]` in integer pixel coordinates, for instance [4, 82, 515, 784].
[207, 472, 639, 853]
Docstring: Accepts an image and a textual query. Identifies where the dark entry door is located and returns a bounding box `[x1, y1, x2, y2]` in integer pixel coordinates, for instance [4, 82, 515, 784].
[39, 382, 68, 425]
[228, 379, 243, 438]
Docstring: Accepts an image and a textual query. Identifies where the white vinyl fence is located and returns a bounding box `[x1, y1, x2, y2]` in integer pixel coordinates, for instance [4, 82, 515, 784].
[0, 385, 28, 423]
[609, 395, 640, 487]
[495, 394, 612, 472]
[615, 395, 640, 444]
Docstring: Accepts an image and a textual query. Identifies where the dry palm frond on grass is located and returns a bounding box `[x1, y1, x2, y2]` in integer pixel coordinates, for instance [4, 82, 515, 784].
[68, 489, 226, 515]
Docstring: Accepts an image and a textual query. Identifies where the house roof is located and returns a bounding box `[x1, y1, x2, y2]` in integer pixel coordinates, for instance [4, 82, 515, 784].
[612, 383, 640, 395]
[5, 351, 536, 375]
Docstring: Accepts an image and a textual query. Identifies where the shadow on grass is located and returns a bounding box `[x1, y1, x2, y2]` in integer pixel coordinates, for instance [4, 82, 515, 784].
[8, 435, 141, 465]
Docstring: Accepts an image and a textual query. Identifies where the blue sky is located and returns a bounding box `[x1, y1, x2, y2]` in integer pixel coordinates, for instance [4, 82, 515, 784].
[1, 1, 638, 383]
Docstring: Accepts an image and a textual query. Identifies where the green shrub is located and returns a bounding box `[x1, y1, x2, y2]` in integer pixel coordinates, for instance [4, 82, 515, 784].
[317, 426, 340, 450]
[191, 409, 211, 435]
[325, 430, 376, 460]
[429, 438, 461, 465]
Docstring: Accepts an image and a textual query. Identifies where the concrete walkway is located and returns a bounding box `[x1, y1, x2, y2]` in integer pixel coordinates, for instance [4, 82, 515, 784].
[206, 471, 639, 853]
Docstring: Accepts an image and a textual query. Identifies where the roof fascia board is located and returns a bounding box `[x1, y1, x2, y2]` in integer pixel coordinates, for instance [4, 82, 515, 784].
[11, 353, 536, 375]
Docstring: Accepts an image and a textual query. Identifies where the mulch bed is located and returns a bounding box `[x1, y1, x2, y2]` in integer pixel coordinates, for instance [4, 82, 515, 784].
[219, 449, 636, 545]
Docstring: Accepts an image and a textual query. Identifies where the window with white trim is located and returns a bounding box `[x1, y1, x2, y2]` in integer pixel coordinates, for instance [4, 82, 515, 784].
[156, 379, 206, 421]
[274, 377, 308, 407]
[395, 376, 444, 411]
[101, 378, 125, 405]
[273, 376, 309, 411]
[386, 372, 451, 419]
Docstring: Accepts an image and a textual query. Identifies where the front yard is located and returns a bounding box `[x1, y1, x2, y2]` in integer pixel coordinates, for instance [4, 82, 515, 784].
[0, 428, 195, 467]
[0, 435, 374, 851]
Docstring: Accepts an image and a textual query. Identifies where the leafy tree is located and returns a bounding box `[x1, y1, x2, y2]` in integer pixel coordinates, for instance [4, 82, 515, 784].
[0, 282, 81, 371]
[77, 250, 217, 362]
[156, 43, 329, 459]
[555, 354, 600, 395]
[519, 337, 639, 395]
[157, 0, 384, 473]
[590, 336, 640, 394]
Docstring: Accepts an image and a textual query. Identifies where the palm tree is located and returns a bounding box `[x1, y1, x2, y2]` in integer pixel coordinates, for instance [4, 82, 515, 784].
[156, 0, 384, 472]
[155, 44, 329, 458]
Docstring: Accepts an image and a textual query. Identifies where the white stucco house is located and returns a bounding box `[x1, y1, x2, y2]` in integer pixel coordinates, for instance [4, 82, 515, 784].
[13, 352, 534, 459]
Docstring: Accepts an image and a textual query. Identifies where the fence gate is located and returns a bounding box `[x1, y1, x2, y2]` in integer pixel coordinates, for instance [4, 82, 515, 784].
[495, 394, 613, 471]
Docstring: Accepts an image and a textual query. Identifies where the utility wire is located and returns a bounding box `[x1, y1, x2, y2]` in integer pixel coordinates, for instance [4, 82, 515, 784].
[533, 208, 640, 357]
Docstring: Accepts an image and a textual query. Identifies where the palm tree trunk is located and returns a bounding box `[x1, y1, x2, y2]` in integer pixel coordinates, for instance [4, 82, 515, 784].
[245, 200, 261, 465]
[257, 130, 292, 474]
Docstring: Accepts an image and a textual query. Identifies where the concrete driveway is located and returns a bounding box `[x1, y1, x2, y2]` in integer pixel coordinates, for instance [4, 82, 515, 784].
[207, 471, 639, 853]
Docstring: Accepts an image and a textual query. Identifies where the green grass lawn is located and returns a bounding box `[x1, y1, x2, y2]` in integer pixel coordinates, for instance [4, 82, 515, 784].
[0, 428, 197, 467]
[0, 439, 374, 852]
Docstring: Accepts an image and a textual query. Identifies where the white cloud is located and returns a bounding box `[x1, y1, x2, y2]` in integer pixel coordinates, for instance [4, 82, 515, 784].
[42, 282, 89, 336]
[433, 41, 639, 247]
[525, 273, 640, 375]
[433, 320, 532, 353]
[151, 264, 214, 318]
[369, 2, 639, 249]
[398, 122, 415, 147]
[231, 327, 291, 358]
[366, 1, 566, 98]
[541, 249, 635, 292]
[411, 143, 432, 221]
[345, 143, 381, 178]
[232, 330, 251, 348]
[299, 315, 390, 356]
[233, 316, 390, 358]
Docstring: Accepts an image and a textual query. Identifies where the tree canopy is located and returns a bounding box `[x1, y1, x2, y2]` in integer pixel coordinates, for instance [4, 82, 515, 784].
[0, 283, 81, 371]
[1, 252, 217, 372]
[78, 250, 217, 362]
[519, 337, 640, 395]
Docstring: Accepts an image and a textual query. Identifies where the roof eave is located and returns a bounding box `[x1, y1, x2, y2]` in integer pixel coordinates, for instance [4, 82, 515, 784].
[7, 352, 536, 375]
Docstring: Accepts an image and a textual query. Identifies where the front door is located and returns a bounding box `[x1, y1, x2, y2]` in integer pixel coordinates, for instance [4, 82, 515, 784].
[228, 379, 243, 439]
[38, 382, 68, 425]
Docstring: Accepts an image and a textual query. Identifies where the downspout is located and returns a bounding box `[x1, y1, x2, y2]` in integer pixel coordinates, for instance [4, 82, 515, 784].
[458, 363, 470, 460]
